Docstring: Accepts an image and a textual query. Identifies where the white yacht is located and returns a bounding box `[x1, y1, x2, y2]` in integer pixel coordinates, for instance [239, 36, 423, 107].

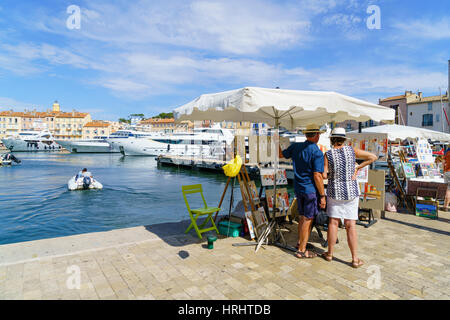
[118, 127, 235, 157]
[105, 129, 165, 153]
[2, 130, 61, 152]
[55, 136, 118, 153]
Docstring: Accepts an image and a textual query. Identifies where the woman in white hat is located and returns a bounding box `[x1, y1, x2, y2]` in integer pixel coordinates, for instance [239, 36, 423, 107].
[321, 127, 377, 268]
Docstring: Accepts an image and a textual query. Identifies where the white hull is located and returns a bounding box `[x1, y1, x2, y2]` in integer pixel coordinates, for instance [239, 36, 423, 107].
[2, 138, 61, 152]
[119, 138, 168, 156]
[120, 138, 225, 158]
[0, 159, 12, 166]
[105, 129, 165, 153]
[56, 140, 118, 153]
[68, 176, 103, 191]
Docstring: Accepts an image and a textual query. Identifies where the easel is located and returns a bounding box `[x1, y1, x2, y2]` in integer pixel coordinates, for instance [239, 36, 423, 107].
[214, 137, 269, 246]
[254, 169, 294, 253]
[356, 208, 378, 228]
[387, 151, 414, 212]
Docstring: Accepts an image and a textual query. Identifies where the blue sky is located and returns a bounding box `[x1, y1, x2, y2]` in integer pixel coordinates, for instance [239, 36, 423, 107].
[0, 0, 449, 121]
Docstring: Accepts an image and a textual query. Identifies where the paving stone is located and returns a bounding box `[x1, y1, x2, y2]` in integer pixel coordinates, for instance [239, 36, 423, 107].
[1, 210, 449, 300]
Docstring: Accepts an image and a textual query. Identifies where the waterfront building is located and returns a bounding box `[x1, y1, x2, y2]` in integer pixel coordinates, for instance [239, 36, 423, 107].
[82, 121, 116, 139]
[0, 101, 92, 139]
[174, 120, 194, 132]
[137, 118, 176, 132]
[107, 121, 124, 133]
[407, 92, 449, 133]
[379, 91, 421, 126]
[0, 111, 24, 138]
[194, 120, 215, 128]
[337, 90, 449, 133]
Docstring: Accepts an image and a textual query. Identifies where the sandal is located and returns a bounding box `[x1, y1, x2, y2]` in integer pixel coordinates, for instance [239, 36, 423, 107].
[296, 243, 314, 250]
[295, 250, 317, 259]
[351, 259, 364, 268]
[321, 252, 332, 262]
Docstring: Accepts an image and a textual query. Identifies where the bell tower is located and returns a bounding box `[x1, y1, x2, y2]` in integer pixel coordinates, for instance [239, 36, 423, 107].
[52, 100, 60, 112]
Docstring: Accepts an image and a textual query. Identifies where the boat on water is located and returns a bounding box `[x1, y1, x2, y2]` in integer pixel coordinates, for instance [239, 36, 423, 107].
[117, 127, 235, 157]
[56, 136, 118, 153]
[56, 129, 163, 153]
[0, 153, 21, 166]
[1, 130, 61, 152]
[105, 129, 166, 153]
[68, 175, 103, 191]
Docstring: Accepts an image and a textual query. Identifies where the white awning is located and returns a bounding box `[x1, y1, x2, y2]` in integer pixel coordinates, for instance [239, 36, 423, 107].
[350, 124, 450, 142]
[174, 87, 396, 130]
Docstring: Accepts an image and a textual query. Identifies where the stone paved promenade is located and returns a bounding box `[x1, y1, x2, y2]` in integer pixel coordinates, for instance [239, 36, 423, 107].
[0, 211, 449, 300]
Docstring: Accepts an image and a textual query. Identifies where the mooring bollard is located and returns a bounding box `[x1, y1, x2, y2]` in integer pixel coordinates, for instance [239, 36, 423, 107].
[207, 235, 217, 249]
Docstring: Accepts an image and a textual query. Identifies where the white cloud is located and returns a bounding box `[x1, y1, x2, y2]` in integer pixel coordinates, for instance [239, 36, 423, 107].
[33, 0, 316, 55]
[301, 65, 447, 98]
[393, 17, 450, 40]
[1, 0, 447, 108]
[0, 42, 99, 76]
[0, 96, 44, 110]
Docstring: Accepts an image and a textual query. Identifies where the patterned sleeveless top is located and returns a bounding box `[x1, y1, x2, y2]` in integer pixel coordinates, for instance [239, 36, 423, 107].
[326, 146, 359, 200]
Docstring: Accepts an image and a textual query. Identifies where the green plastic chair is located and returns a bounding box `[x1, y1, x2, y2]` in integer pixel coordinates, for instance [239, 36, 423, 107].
[182, 184, 220, 239]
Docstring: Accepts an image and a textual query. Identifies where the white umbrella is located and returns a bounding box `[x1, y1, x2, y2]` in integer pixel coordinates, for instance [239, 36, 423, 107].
[173, 87, 396, 247]
[174, 87, 396, 129]
[350, 124, 450, 142]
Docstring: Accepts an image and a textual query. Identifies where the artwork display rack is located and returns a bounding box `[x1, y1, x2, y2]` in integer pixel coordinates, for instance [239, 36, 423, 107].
[387, 151, 414, 212]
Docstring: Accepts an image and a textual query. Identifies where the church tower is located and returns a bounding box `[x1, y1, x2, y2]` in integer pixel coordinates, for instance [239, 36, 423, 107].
[52, 100, 60, 112]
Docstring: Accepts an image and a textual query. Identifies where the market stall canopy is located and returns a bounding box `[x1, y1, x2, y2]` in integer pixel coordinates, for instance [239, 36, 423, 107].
[173, 87, 396, 130]
[350, 124, 450, 142]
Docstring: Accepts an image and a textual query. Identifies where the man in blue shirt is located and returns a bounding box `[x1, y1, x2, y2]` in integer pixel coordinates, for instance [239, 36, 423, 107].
[280, 124, 326, 259]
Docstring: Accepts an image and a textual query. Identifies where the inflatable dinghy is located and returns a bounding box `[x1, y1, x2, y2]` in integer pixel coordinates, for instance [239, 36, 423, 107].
[0, 153, 21, 166]
[68, 176, 103, 191]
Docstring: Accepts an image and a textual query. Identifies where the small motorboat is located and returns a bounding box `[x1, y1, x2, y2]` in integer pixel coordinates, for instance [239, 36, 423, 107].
[0, 153, 21, 166]
[68, 175, 103, 191]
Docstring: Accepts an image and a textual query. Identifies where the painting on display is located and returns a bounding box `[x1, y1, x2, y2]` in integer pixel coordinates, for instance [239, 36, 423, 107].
[247, 181, 260, 204]
[419, 163, 440, 178]
[260, 168, 288, 186]
[415, 203, 438, 219]
[239, 180, 250, 204]
[265, 188, 290, 217]
[251, 206, 268, 237]
[356, 166, 369, 183]
[415, 139, 434, 163]
[244, 211, 256, 239]
[347, 133, 388, 162]
[402, 163, 416, 179]
[359, 182, 382, 200]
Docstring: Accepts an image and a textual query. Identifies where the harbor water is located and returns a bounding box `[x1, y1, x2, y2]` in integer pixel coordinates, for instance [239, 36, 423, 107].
[0, 152, 239, 245]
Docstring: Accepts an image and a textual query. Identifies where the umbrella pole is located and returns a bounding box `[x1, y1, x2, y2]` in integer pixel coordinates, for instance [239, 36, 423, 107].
[272, 117, 281, 242]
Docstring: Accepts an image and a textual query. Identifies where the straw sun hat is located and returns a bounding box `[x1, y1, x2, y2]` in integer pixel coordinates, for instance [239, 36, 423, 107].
[302, 124, 325, 134]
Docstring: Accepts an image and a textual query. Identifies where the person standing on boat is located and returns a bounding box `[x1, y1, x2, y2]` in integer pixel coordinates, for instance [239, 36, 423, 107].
[321, 127, 377, 268]
[280, 124, 326, 259]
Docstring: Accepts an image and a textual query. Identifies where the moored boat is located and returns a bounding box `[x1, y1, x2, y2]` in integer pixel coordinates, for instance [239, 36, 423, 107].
[1, 130, 61, 152]
[56, 137, 118, 153]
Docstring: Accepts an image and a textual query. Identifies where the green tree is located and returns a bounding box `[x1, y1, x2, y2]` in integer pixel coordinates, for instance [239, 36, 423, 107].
[153, 112, 173, 119]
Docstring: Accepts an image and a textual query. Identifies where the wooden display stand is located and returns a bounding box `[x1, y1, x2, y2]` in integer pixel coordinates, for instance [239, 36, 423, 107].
[415, 188, 439, 219]
[214, 164, 269, 240]
[357, 169, 385, 228]
[254, 169, 293, 252]
[387, 152, 414, 212]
